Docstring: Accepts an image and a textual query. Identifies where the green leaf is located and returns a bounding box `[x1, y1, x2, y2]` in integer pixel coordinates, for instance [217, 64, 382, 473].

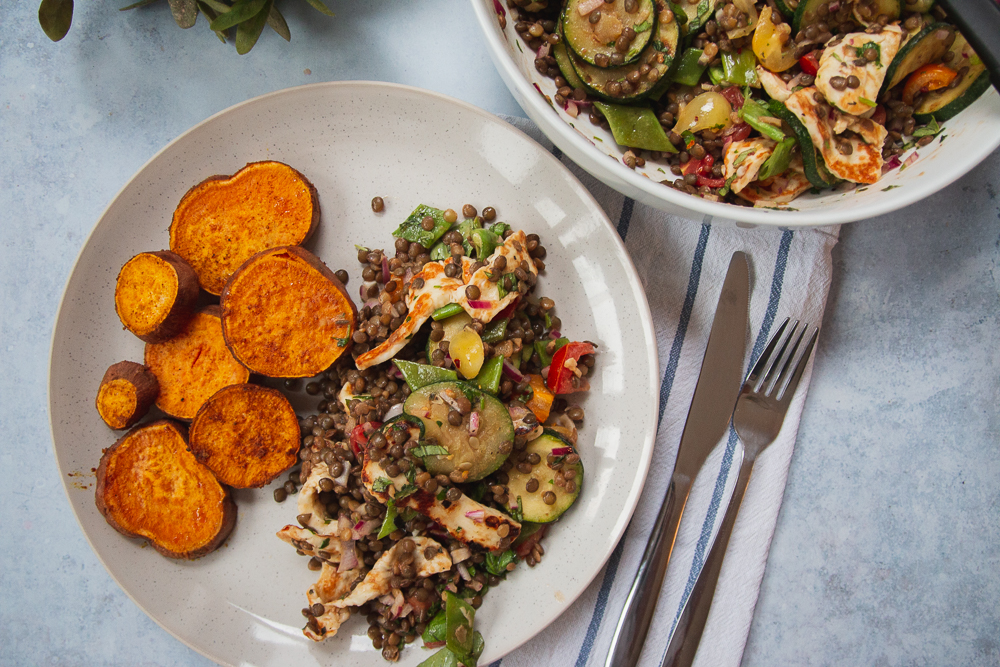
[445, 592, 476, 659]
[484, 549, 517, 576]
[210, 0, 266, 32]
[235, 0, 271, 53]
[372, 477, 394, 493]
[393, 204, 450, 248]
[411, 443, 450, 458]
[168, 0, 198, 28]
[377, 500, 398, 539]
[120, 0, 160, 11]
[417, 647, 459, 667]
[38, 0, 74, 42]
[303, 0, 335, 16]
[267, 2, 291, 41]
[911, 117, 942, 138]
[422, 609, 448, 644]
[757, 136, 796, 182]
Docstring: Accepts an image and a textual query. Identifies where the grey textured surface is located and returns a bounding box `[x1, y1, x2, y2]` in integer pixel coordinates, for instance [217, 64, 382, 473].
[1, 0, 999, 665]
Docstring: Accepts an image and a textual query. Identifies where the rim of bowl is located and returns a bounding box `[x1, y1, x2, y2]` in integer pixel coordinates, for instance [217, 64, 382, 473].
[470, 0, 1000, 228]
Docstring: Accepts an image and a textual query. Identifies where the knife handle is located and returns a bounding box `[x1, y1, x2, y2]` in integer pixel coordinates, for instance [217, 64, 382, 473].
[661, 452, 754, 667]
[605, 473, 693, 667]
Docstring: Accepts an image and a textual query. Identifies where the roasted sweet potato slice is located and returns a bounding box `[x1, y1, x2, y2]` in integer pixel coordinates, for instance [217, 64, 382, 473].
[95, 420, 236, 560]
[95, 361, 159, 430]
[169, 161, 319, 295]
[220, 246, 356, 378]
[144, 306, 250, 420]
[114, 250, 199, 343]
[188, 384, 300, 488]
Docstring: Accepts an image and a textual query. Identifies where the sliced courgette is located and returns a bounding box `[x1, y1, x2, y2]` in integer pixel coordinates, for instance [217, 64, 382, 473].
[403, 381, 514, 483]
[504, 430, 583, 523]
[772, 0, 796, 19]
[882, 22, 955, 93]
[553, 39, 587, 91]
[914, 34, 990, 122]
[851, 0, 901, 27]
[563, 0, 657, 67]
[679, 0, 720, 36]
[768, 99, 839, 189]
[569, 6, 681, 102]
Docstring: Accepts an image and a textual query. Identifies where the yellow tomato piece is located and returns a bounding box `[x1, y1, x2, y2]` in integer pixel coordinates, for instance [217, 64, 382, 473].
[450, 328, 485, 379]
[674, 92, 733, 135]
[752, 6, 797, 73]
[525, 374, 554, 424]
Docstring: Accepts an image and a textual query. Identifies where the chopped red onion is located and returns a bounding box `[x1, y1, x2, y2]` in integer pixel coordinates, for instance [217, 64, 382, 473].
[468, 579, 484, 592]
[828, 1, 840, 11]
[446, 582, 459, 594]
[338, 541, 358, 572]
[399, 603, 414, 619]
[548, 330, 562, 339]
[440, 391, 462, 413]
[903, 151, 920, 168]
[566, 101, 580, 118]
[468, 411, 480, 437]
[384, 403, 404, 421]
[333, 464, 351, 488]
[540, 365, 550, 377]
[883, 155, 902, 172]
[465, 509, 485, 523]
[450, 547, 472, 563]
[467, 299, 493, 309]
[538, 42, 551, 59]
[502, 360, 524, 382]
[404, 267, 414, 285]
[551, 447, 573, 456]
[352, 519, 380, 539]
[381, 255, 390, 284]
[390, 589, 405, 618]
[492, 0, 505, 16]
[456, 562, 472, 581]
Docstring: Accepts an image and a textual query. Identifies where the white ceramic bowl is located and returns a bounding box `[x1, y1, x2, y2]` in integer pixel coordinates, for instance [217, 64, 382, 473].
[470, 0, 1000, 227]
[49, 82, 659, 667]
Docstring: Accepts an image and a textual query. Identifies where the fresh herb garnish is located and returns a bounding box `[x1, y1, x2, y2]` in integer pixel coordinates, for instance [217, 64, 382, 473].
[372, 476, 394, 493]
[485, 549, 518, 576]
[855, 41, 882, 67]
[411, 443, 450, 458]
[912, 117, 942, 138]
[377, 500, 398, 539]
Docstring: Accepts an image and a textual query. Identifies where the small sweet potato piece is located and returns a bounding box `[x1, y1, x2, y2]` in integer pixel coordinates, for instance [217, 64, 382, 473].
[95, 420, 236, 560]
[144, 307, 250, 420]
[95, 361, 159, 430]
[114, 251, 199, 343]
[189, 384, 300, 488]
[169, 161, 320, 295]
[220, 246, 356, 378]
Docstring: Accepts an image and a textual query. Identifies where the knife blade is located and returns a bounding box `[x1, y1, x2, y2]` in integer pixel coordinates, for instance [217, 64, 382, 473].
[604, 250, 750, 667]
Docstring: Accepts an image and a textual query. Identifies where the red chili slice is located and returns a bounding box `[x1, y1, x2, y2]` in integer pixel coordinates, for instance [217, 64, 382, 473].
[546, 341, 596, 394]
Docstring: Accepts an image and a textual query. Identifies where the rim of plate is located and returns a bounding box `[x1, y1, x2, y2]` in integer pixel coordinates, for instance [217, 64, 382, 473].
[47, 80, 660, 666]
[469, 0, 1000, 228]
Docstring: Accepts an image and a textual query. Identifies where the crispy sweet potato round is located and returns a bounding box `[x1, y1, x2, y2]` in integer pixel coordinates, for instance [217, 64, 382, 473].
[189, 384, 300, 488]
[220, 246, 357, 378]
[169, 161, 320, 295]
[114, 251, 199, 344]
[95, 420, 236, 560]
[95, 360, 159, 430]
[144, 306, 250, 420]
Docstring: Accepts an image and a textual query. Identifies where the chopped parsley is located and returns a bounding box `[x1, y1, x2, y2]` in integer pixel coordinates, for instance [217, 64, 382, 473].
[912, 117, 942, 138]
[372, 477, 394, 493]
[858, 97, 876, 107]
[855, 41, 882, 67]
[411, 443, 450, 458]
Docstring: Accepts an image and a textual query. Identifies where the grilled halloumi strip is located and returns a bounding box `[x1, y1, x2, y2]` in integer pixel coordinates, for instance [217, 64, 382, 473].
[355, 260, 466, 370]
[277, 525, 344, 562]
[297, 461, 339, 533]
[737, 155, 813, 206]
[816, 26, 902, 115]
[758, 67, 795, 103]
[361, 456, 521, 550]
[330, 536, 451, 609]
[723, 138, 777, 194]
[455, 230, 538, 322]
[303, 563, 360, 641]
[785, 87, 887, 184]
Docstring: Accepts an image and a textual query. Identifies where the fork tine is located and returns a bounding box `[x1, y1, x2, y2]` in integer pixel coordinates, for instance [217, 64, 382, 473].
[766, 321, 806, 396]
[746, 317, 790, 391]
[776, 325, 818, 403]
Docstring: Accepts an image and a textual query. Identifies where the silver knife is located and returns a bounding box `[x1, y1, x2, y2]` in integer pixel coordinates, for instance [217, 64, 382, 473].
[604, 251, 750, 667]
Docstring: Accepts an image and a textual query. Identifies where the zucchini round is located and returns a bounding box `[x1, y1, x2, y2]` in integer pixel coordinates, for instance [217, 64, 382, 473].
[914, 34, 990, 123]
[882, 22, 955, 93]
[678, 0, 720, 36]
[563, 0, 656, 67]
[553, 39, 587, 91]
[772, 0, 796, 19]
[504, 430, 583, 524]
[403, 381, 514, 483]
[569, 5, 681, 103]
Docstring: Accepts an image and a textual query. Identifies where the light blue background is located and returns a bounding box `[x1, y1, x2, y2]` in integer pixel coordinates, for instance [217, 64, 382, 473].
[2, 1, 999, 665]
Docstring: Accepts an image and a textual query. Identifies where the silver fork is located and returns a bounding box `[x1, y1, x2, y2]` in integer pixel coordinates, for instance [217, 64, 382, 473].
[661, 318, 819, 667]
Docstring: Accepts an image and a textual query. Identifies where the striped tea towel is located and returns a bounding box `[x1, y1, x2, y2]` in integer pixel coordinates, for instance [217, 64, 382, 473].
[495, 115, 840, 667]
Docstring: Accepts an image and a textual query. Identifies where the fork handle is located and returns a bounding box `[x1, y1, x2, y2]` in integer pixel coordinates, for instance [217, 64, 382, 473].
[661, 451, 755, 667]
[605, 473, 693, 667]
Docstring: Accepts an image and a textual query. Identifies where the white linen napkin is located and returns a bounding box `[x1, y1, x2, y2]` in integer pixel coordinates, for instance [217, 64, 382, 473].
[493, 115, 840, 667]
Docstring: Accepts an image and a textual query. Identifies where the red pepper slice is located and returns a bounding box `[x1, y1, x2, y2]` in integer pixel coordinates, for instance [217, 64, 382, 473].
[721, 86, 745, 109]
[350, 421, 382, 457]
[799, 51, 820, 77]
[696, 174, 727, 189]
[681, 153, 715, 177]
[496, 296, 520, 320]
[546, 341, 596, 394]
[902, 64, 958, 106]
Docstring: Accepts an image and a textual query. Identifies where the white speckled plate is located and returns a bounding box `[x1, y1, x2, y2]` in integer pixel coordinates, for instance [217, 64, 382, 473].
[48, 82, 658, 667]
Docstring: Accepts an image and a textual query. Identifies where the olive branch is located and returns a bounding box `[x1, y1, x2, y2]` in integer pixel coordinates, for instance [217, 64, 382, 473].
[37, 0, 334, 54]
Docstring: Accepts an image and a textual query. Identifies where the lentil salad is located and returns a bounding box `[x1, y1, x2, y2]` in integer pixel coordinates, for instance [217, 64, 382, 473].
[276, 202, 594, 665]
[504, 0, 990, 207]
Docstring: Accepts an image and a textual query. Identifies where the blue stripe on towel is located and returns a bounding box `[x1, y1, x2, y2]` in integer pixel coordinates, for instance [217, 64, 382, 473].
[663, 229, 796, 652]
[616, 198, 635, 240]
[573, 223, 712, 667]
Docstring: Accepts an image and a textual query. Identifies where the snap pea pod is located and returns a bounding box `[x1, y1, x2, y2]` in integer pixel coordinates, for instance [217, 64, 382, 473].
[721, 48, 759, 87]
[481, 318, 508, 344]
[594, 102, 678, 153]
[471, 227, 500, 259]
[393, 204, 450, 248]
[431, 303, 465, 321]
[473, 355, 504, 395]
[739, 97, 786, 142]
[393, 359, 458, 390]
[672, 47, 708, 87]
